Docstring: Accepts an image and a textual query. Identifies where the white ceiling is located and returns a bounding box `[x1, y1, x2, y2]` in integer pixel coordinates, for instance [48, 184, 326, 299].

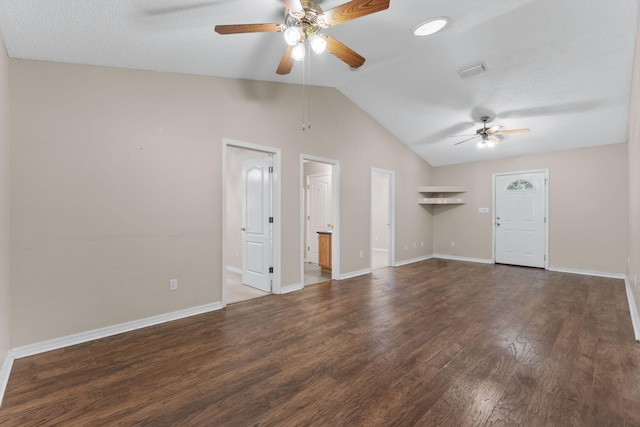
[0, 0, 637, 166]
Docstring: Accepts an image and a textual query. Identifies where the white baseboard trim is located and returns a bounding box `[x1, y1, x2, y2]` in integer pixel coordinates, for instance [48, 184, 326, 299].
[0, 350, 14, 408]
[433, 254, 494, 264]
[280, 283, 304, 294]
[393, 254, 434, 267]
[625, 276, 640, 341]
[340, 268, 372, 280]
[226, 265, 242, 275]
[11, 302, 223, 360]
[547, 266, 626, 280]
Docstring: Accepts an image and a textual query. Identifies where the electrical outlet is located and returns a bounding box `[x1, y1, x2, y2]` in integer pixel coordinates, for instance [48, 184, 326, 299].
[450, 241, 455, 247]
[421, 242, 424, 247]
[360, 251, 363, 258]
[236, 250, 239, 257]
[170, 279, 178, 291]
[404, 244, 408, 250]
[413, 243, 416, 248]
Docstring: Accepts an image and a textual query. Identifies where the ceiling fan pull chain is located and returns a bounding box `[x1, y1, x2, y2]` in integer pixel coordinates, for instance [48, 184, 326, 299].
[307, 44, 311, 129]
[301, 41, 312, 131]
[302, 42, 306, 131]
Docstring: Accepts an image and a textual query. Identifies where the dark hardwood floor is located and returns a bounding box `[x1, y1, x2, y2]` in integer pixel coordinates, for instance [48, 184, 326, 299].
[1, 259, 639, 426]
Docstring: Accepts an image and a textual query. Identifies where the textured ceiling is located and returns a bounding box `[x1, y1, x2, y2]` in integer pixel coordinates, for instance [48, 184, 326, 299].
[0, 0, 637, 166]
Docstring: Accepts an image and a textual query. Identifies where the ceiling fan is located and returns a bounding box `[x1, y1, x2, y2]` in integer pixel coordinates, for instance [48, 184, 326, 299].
[214, 0, 390, 75]
[452, 116, 530, 148]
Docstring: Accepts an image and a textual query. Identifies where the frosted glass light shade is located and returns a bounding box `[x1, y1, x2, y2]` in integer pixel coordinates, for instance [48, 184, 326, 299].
[292, 43, 306, 61]
[310, 35, 327, 54]
[284, 27, 302, 46]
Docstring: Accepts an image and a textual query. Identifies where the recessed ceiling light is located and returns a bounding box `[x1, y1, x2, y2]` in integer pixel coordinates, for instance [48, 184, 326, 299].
[413, 18, 449, 36]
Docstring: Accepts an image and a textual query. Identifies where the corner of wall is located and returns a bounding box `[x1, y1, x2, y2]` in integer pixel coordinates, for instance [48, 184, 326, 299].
[627, 9, 640, 341]
[0, 29, 11, 407]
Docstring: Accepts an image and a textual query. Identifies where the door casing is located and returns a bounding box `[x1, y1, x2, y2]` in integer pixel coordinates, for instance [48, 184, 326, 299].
[222, 139, 281, 307]
[370, 168, 395, 269]
[300, 155, 340, 284]
[306, 172, 333, 264]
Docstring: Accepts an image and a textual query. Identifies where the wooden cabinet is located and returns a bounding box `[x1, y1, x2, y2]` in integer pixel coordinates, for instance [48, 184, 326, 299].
[318, 232, 332, 272]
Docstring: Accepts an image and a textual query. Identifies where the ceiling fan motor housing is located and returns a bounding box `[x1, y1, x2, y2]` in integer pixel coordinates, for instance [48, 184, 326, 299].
[286, 1, 324, 40]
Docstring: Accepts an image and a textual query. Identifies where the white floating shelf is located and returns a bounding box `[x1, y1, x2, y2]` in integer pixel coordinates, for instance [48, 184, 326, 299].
[418, 186, 466, 193]
[418, 186, 466, 205]
[418, 198, 466, 205]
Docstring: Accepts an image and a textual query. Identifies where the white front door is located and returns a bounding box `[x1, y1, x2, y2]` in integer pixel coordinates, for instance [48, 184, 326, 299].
[495, 171, 547, 268]
[242, 155, 273, 292]
[307, 173, 332, 264]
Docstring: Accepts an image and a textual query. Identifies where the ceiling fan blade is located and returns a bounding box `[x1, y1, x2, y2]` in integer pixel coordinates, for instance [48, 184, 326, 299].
[449, 134, 478, 137]
[454, 136, 479, 146]
[215, 24, 284, 35]
[488, 135, 500, 143]
[486, 125, 503, 134]
[283, 0, 305, 15]
[319, 0, 390, 27]
[323, 35, 365, 69]
[495, 128, 530, 135]
[276, 45, 295, 75]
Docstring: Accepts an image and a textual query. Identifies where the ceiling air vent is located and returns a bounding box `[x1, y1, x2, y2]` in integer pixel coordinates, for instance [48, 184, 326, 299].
[458, 63, 485, 79]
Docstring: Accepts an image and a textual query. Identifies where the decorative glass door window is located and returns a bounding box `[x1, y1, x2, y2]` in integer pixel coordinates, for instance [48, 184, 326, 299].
[505, 179, 534, 191]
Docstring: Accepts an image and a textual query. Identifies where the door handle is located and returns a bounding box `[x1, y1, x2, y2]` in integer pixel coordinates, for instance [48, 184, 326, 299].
[241, 227, 246, 231]
[496, 223, 501, 227]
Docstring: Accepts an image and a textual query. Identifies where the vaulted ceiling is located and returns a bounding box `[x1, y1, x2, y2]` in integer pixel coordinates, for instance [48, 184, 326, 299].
[0, 0, 637, 166]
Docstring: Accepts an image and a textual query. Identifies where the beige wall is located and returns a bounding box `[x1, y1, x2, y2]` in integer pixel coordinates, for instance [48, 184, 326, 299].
[628, 12, 640, 327]
[0, 34, 10, 369]
[9, 59, 433, 346]
[433, 144, 628, 274]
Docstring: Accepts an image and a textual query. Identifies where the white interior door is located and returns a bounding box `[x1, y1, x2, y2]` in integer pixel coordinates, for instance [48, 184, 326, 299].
[242, 155, 273, 292]
[495, 171, 546, 268]
[307, 173, 332, 264]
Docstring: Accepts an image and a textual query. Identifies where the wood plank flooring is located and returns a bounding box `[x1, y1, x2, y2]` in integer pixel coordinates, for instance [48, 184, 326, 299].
[1, 259, 639, 426]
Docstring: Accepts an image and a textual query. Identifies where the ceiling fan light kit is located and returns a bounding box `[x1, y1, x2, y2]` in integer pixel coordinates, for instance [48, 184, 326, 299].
[214, 0, 390, 75]
[477, 139, 495, 149]
[215, 0, 390, 131]
[452, 116, 530, 149]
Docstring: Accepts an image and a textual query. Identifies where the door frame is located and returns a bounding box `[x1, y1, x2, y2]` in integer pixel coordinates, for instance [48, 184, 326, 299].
[306, 172, 332, 264]
[300, 154, 341, 284]
[370, 168, 395, 269]
[492, 168, 549, 269]
[222, 139, 282, 307]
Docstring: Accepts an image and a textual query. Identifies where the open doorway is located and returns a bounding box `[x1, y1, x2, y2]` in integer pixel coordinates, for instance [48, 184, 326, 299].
[223, 140, 281, 306]
[371, 168, 395, 270]
[301, 155, 340, 286]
